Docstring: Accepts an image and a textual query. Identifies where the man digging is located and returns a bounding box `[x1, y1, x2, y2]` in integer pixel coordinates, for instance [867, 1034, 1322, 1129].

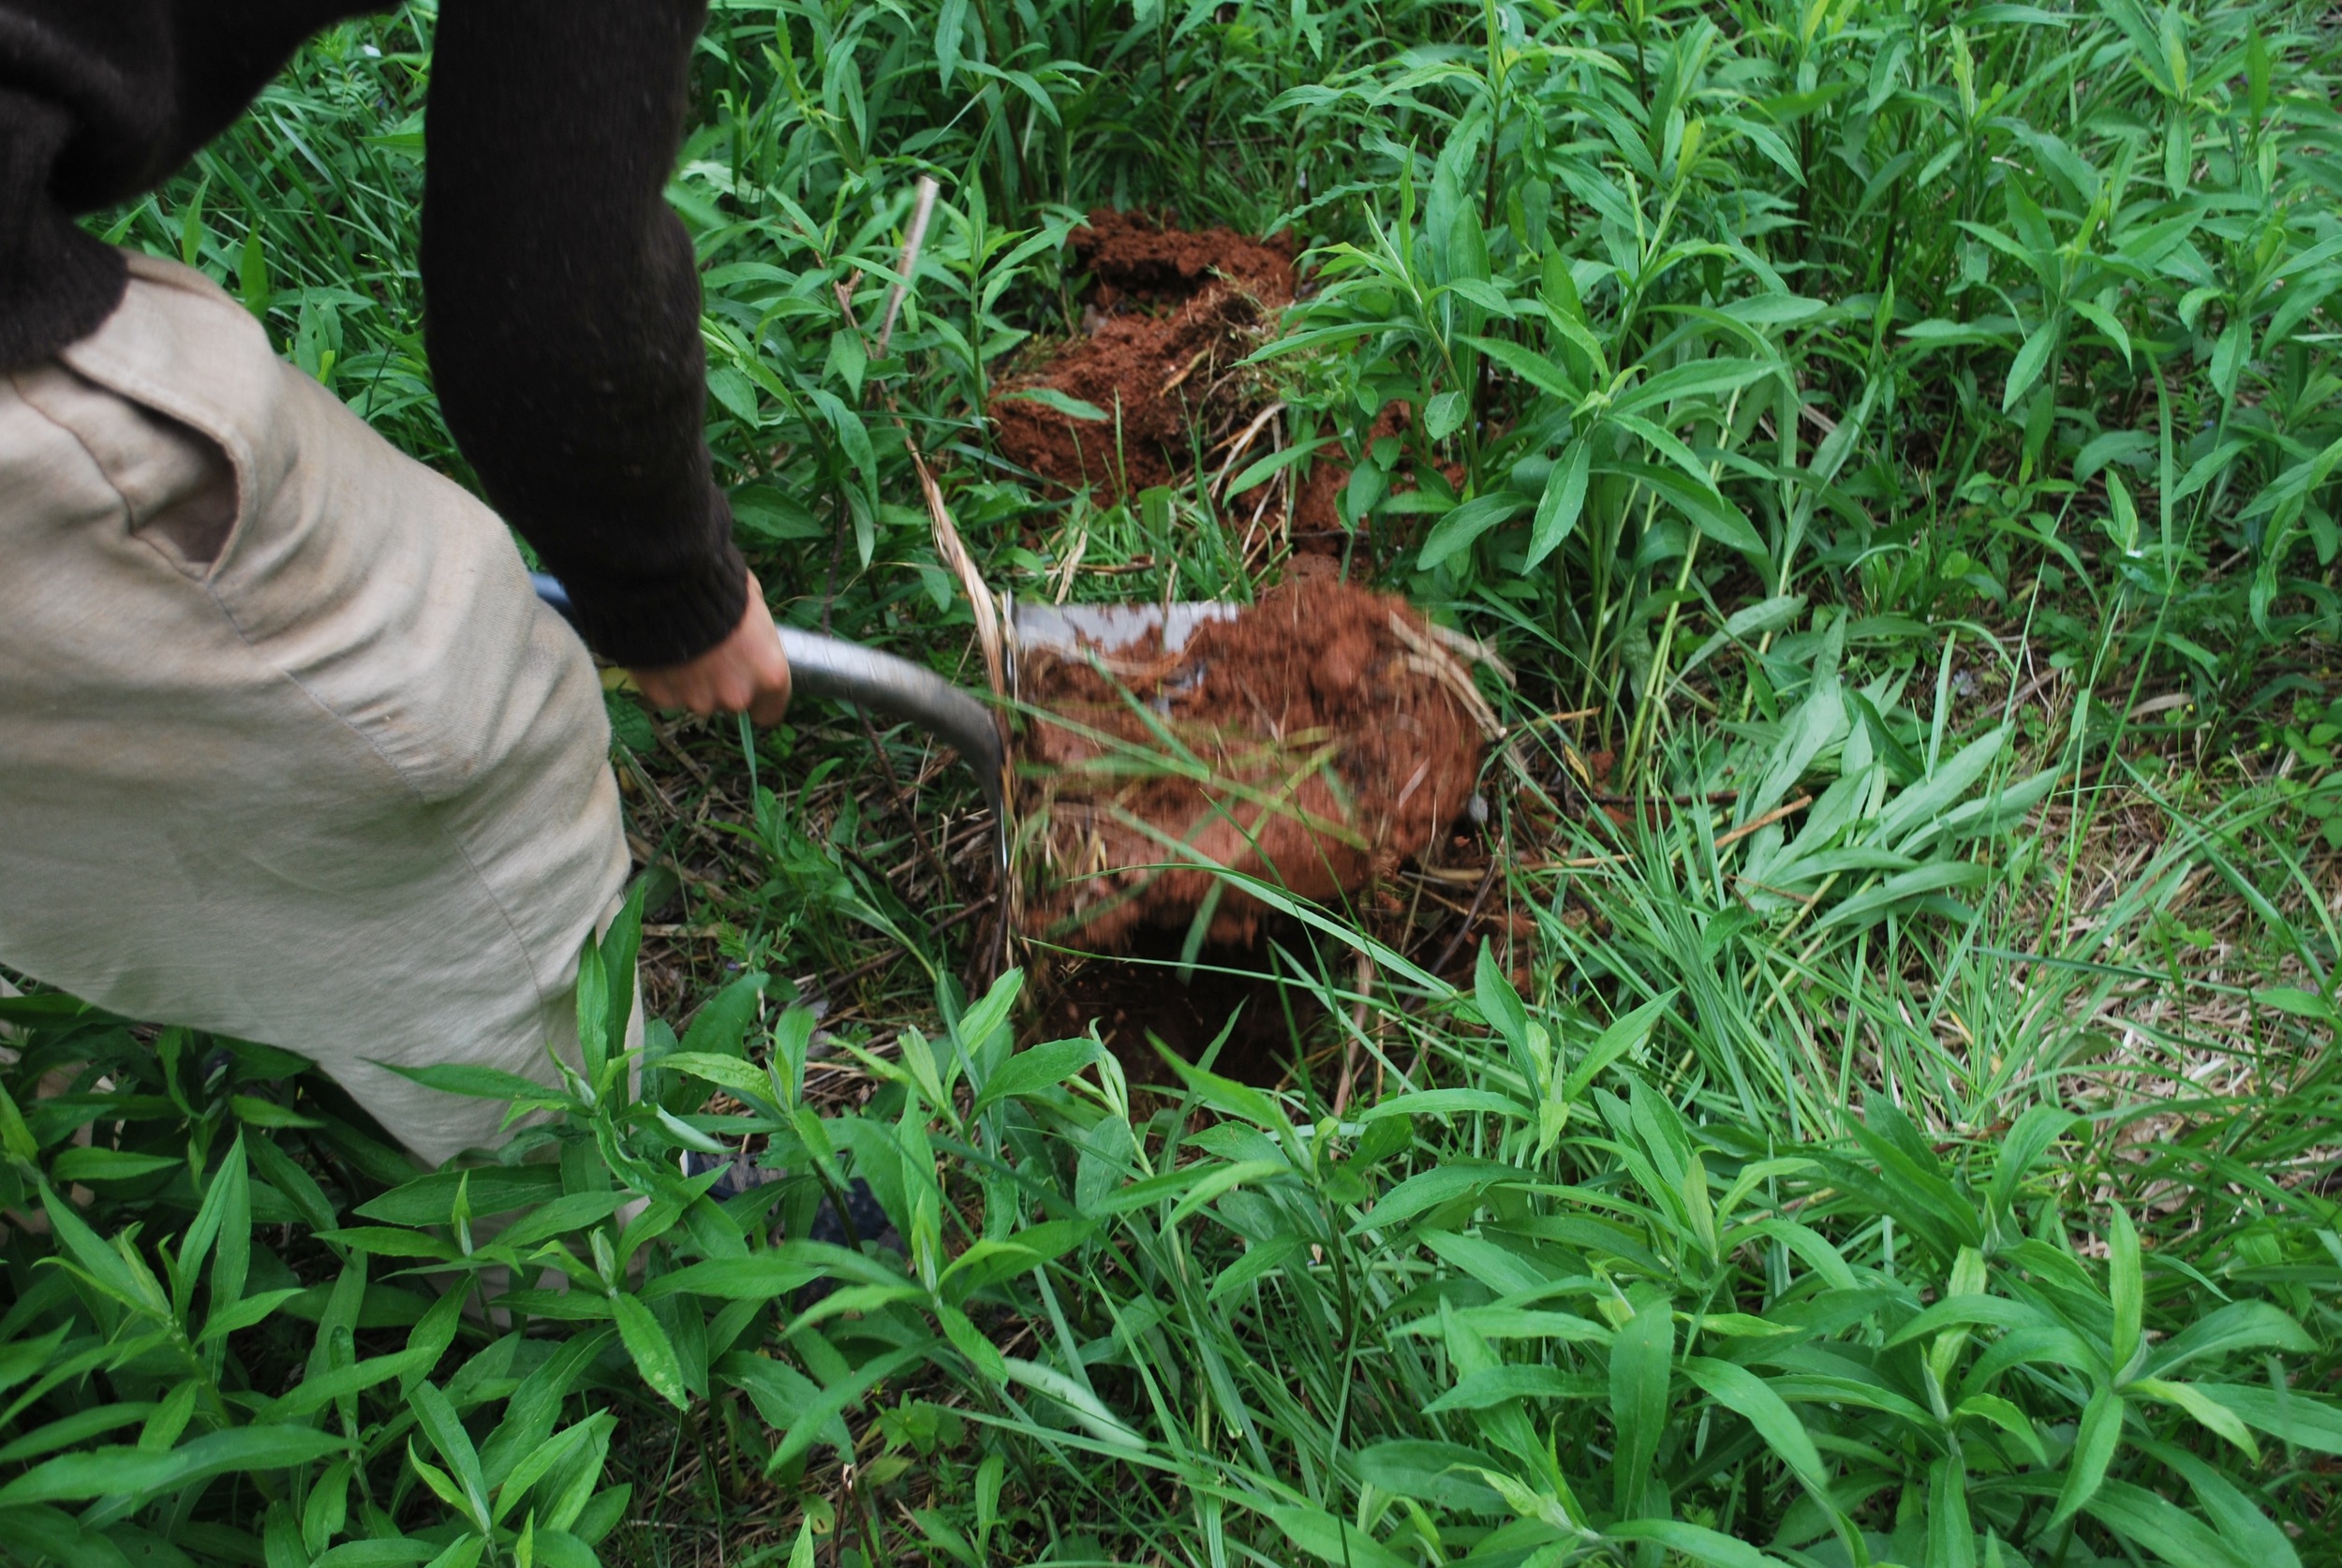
[0, 2, 789, 1167]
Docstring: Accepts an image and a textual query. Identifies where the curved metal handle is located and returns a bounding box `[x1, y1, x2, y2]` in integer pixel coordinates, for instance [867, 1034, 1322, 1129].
[774, 626, 1006, 834]
[531, 573, 1005, 860]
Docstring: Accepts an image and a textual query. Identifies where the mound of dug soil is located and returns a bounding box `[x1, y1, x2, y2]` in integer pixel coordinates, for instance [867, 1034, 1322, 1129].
[1016, 577, 1487, 949]
[990, 211, 1459, 557]
[990, 211, 1295, 502]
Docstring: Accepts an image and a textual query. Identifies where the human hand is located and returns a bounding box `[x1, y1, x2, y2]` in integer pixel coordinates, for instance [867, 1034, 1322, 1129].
[627, 572, 793, 726]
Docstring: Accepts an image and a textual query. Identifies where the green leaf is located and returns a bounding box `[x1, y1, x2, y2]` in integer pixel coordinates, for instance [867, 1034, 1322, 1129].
[0, 1402, 155, 1466]
[1351, 1440, 1507, 1510]
[379, 1062, 560, 1103]
[358, 1165, 562, 1226]
[950, 968, 1023, 1078]
[613, 1293, 689, 1409]
[1953, 1393, 2049, 1466]
[1885, 1294, 2056, 1349]
[196, 1287, 305, 1345]
[492, 1413, 613, 1526]
[1472, 941, 1528, 1048]
[38, 1183, 164, 1314]
[678, 971, 767, 1057]
[1417, 493, 1528, 570]
[481, 1329, 616, 1493]
[239, 228, 271, 318]
[1878, 723, 2012, 843]
[660, 1052, 779, 1106]
[229, 1094, 324, 1129]
[1986, 1105, 2078, 1212]
[1465, 333, 1584, 402]
[49, 1148, 180, 1184]
[0, 1427, 348, 1507]
[410, 1382, 490, 1525]
[1166, 1159, 1290, 1226]
[1424, 1365, 1588, 1413]
[0, 1076, 37, 1163]
[312, 1226, 460, 1261]
[1349, 1161, 1517, 1235]
[1265, 1505, 1412, 1568]
[1005, 385, 1108, 422]
[2193, 1383, 2342, 1454]
[1611, 355, 1777, 419]
[999, 1355, 1147, 1452]
[185, 1133, 250, 1315]
[1423, 390, 1469, 442]
[2084, 1480, 2256, 1568]
[312, 1534, 435, 1568]
[2256, 987, 2335, 1022]
[1609, 1294, 1672, 1518]
[407, 1442, 474, 1521]
[1564, 992, 1674, 1102]
[1223, 436, 1329, 501]
[1608, 1519, 1793, 1568]
[707, 364, 763, 425]
[1623, 459, 1765, 554]
[2127, 1379, 2260, 1461]
[2049, 1387, 2125, 1529]
[2145, 1301, 2315, 1378]
[1523, 436, 1592, 570]
[1927, 1457, 1975, 1568]
[2109, 1202, 2142, 1374]
[936, 1301, 1007, 1383]
[491, 1191, 630, 1252]
[1681, 1356, 1828, 1493]
[973, 1037, 1100, 1113]
[1356, 1088, 1520, 1120]
[2003, 317, 2059, 411]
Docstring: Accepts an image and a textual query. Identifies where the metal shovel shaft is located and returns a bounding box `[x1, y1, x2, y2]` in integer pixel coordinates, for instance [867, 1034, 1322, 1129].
[529, 573, 1006, 856]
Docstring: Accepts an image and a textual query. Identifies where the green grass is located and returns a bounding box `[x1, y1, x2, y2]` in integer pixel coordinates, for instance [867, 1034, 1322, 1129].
[7, 0, 2342, 1561]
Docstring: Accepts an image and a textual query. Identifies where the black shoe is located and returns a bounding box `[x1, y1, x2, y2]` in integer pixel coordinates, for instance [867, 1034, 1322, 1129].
[679, 1150, 902, 1255]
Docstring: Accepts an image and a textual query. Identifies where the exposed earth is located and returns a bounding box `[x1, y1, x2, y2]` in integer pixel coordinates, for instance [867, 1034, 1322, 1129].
[1013, 575, 1489, 950]
[988, 209, 1423, 551]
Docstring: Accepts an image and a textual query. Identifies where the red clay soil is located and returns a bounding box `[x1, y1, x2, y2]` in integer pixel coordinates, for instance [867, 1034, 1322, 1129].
[1016, 576, 1486, 949]
[988, 211, 1469, 566]
[989, 211, 1296, 502]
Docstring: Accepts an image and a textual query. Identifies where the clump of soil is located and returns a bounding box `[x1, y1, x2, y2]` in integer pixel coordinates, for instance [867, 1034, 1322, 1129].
[989, 211, 1295, 502]
[1015, 576, 1488, 949]
[988, 213, 1466, 564]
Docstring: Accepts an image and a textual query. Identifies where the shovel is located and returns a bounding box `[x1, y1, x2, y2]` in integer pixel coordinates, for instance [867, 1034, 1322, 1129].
[530, 573, 1240, 865]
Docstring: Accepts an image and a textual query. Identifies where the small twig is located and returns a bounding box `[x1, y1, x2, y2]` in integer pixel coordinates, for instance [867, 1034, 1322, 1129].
[855, 709, 956, 896]
[1713, 794, 1814, 852]
[648, 714, 712, 785]
[1429, 860, 1503, 977]
[1208, 400, 1288, 501]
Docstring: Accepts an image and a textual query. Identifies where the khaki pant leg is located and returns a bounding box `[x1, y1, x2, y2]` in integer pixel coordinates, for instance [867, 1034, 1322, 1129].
[0, 253, 631, 1168]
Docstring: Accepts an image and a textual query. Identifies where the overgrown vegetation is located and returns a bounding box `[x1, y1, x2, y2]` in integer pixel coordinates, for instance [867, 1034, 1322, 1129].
[6, 0, 2341, 1561]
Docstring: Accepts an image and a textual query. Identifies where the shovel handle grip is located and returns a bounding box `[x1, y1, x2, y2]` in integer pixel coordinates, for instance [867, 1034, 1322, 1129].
[530, 573, 1006, 851]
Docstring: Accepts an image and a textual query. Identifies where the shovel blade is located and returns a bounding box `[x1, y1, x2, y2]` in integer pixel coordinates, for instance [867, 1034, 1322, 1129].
[1010, 601, 1238, 660]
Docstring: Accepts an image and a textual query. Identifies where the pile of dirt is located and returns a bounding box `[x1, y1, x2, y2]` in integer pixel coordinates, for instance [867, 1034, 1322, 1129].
[990, 211, 1460, 558]
[989, 211, 1296, 503]
[1015, 576, 1489, 949]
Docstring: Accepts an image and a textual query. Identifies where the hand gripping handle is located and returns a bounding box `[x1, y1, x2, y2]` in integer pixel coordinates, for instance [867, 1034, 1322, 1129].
[530, 574, 1006, 861]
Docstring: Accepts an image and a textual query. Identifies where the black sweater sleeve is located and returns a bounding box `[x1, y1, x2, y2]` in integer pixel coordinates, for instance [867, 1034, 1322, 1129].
[422, 0, 746, 668]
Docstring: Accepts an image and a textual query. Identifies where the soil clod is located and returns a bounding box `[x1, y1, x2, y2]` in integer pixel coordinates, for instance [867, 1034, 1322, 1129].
[1015, 577, 1488, 949]
[989, 210, 1295, 503]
